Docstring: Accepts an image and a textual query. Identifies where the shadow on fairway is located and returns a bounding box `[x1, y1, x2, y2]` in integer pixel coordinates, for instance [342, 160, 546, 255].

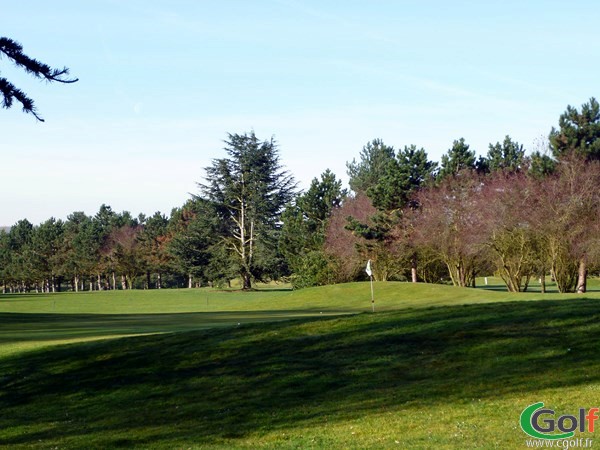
[1, 299, 600, 447]
[0, 310, 347, 344]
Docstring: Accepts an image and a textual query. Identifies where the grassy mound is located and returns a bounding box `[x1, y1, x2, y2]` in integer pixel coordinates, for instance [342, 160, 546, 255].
[1, 291, 600, 448]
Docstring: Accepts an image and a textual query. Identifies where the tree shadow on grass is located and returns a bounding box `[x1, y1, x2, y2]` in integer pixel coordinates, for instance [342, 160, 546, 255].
[1, 299, 600, 447]
[0, 310, 348, 345]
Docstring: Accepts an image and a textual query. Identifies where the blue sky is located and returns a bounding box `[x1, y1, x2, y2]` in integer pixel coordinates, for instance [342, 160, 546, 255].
[2, 1, 599, 225]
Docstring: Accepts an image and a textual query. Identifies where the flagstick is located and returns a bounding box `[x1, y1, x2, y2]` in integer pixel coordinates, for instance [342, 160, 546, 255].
[370, 275, 374, 312]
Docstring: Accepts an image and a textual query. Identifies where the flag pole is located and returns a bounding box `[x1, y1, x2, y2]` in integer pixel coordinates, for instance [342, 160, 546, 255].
[370, 274, 374, 312]
[366, 259, 374, 313]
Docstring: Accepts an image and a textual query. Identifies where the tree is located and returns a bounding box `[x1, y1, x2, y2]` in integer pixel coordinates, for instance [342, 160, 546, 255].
[324, 194, 376, 282]
[368, 145, 437, 211]
[106, 224, 143, 290]
[535, 157, 600, 293]
[280, 170, 346, 288]
[346, 139, 396, 194]
[486, 135, 526, 173]
[95, 205, 140, 290]
[2, 219, 34, 291]
[138, 212, 170, 289]
[413, 173, 486, 287]
[438, 138, 476, 179]
[0, 37, 77, 121]
[549, 98, 600, 291]
[29, 218, 64, 292]
[167, 200, 220, 288]
[198, 132, 296, 289]
[348, 144, 436, 281]
[529, 150, 556, 178]
[60, 212, 101, 292]
[478, 172, 541, 292]
[550, 97, 600, 161]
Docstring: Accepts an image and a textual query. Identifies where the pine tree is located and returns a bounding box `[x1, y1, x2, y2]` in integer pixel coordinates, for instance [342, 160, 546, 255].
[0, 37, 77, 121]
[486, 135, 526, 172]
[280, 170, 346, 288]
[198, 132, 296, 289]
[438, 138, 476, 179]
[346, 139, 396, 194]
[549, 97, 600, 161]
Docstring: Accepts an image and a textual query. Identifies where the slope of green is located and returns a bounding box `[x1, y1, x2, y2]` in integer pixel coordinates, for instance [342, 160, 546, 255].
[0, 281, 599, 448]
[1, 279, 598, 315]
[1, 281, 598, 359]
[1, 298, 600, 448]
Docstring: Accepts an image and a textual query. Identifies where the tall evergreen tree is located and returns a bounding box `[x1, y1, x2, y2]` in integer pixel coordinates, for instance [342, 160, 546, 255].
[0, 37, 77, 121]
[368, 145, 437, 211]
[346, 139, 396, 194]
[438, 138, 476, 179]
[198, 132, 296, 289]
[550, 97, 600, 161]
[60, 212, 101, 292]
[138, 212, 170, 289]
[30, 218, 64, 292]
[528, 150, 557, 179]
[486, 135, 526, 172]
[280, 170, 346, 288]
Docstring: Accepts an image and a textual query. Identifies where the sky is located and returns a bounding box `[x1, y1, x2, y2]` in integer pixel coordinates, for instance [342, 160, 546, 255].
[2, 0, 599, 226]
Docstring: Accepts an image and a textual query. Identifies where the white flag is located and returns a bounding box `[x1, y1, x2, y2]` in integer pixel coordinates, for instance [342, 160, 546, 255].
[365, 259, 372, 277]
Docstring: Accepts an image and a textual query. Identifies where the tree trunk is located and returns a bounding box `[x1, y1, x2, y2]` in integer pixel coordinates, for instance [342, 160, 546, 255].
[576, 259, 587, 294]
[242, 272, 252, 290]
[146, 271, 151, 290]
[74, 275, 79, 293]
[97, 274, 103, 291]
[411, 254, 418, 283]
[188, 274, 193, 289]
[89, 279, 93, 291]
[121, 274, 127, 290]
[112, 272, 117, 291]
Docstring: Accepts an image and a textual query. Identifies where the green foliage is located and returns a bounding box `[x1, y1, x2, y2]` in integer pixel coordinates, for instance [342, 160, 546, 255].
[486, 135, 526, 172]
[528, 150, 556, 178]
[368, 145, 437, 211]
[297, 169, 346, 227]
[346, 138, 395, 193]
[550, 97, 600, 161]
[280, 170, 346, 288]
[344, 142, 436, 282]
[198, 132, 296, 289]
[167, 199, 219, 284]
[0, 36, 77, 121]
[438, 137, 476, 179]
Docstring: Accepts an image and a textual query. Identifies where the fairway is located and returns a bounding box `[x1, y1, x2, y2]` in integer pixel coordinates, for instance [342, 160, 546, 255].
[1, 281, 600, 448]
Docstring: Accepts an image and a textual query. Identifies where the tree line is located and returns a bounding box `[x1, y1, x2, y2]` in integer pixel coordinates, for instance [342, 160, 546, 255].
[1, 98, 599, 293]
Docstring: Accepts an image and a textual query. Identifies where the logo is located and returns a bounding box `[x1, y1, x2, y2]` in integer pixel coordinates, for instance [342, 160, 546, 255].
[520, 402, 599, 440]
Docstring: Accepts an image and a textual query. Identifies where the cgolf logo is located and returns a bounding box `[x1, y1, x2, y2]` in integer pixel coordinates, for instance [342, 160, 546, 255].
[520, 402, 599, 440]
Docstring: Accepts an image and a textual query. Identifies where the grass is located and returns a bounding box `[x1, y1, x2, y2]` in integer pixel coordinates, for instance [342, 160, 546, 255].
[0, 281, 600, 448]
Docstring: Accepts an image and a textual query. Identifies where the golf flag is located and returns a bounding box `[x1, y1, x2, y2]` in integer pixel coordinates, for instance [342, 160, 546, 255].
[366, 260, 375, 312]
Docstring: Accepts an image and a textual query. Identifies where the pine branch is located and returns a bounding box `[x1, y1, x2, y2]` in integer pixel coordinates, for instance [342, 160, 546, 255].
[0, 77, 43, 121]
[0, 37, 78, 121]
[0, 37, 78, 83]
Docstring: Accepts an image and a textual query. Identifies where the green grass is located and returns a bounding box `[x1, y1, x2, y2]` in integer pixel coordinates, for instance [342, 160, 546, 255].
[1, 281, 600, 448]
